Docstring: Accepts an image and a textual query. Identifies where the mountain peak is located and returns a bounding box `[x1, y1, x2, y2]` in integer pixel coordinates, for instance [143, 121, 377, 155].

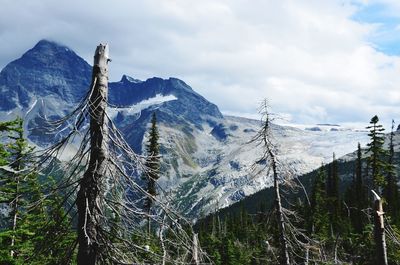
[22, 39, 75, 60]
[34, 39, 65, 49]
[120, 74, 142, 83]
[0, 40, 92, 110]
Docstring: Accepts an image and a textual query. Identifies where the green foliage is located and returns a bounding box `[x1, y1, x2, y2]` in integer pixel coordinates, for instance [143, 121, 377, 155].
[0, 118, 75, 264]
[198, 207, 277, 265]
[309, 166, 329, 240]
[366, 115, 387, 190]
[383, 120, 400, 222]
[144, 112, 160, 198]
[326, 153, 341, 235]
[197, 123, 400, 264]
[344, 143, 369, 236]
[1, 112, 400, 264]
[143, 112, 161, 235]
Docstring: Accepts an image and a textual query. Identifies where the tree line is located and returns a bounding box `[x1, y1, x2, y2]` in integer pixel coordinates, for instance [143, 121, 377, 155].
[1, 44, 206, 265]
[1, 42, 400, 264]
[0, 118, 75, 264]
[1, 110, 400, 264]
[197, 114, 400, 264]
[0, 112, 184, 264]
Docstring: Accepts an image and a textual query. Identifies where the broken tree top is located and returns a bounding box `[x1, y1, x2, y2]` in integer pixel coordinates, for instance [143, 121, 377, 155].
[94, 43, 110, 70]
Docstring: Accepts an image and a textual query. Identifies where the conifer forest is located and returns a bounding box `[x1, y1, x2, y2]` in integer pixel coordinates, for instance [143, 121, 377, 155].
[0, 42, 399, 265]
[2, 2, 400, 265]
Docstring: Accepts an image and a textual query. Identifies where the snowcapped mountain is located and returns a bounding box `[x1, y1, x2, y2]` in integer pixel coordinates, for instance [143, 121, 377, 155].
[0, 40, 370, 216]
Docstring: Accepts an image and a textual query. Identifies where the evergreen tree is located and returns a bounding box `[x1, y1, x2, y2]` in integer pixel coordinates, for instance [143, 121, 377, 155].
[0, 118, 75, 264]
[383, 120, 399, 222]
[0, 117, 35, 262]
[143, 112, 160, 235]
[27, 174, 76, 265]
[326, 153, 340, 235]
[352, 142, 367, 233]
[309, 166, 329, 239]
[366, 115, 387, 191]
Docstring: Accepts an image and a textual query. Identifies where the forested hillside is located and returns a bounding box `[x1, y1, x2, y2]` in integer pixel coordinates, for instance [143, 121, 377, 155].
[196, 117, 400, 264]
[0, 42, 399, 265]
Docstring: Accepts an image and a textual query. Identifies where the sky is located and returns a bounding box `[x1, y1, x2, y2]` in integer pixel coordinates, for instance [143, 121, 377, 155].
[1, 0, 400, 129]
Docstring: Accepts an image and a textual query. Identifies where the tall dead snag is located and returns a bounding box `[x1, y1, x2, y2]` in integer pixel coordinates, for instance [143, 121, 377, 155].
[252, 101, 290, 265]
[265, 118, 290, 265]
[35, 43, 211, 264]
[192, 233, 200, 265]
[372, 190, 388, 265]
[76, 43, 110, 265]
[270, 148, 290, 265]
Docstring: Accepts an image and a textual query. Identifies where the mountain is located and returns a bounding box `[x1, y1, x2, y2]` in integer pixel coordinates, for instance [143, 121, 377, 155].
[206, 130, 400, 222]
[0, 40, 370, 217]
[108, 75, 223, 152]
[0, 40, 91, 110]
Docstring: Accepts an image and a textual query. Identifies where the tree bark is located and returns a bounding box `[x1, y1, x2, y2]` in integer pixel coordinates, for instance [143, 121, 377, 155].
[270, 149, 290, 265]
[192, 233, 200, 265]
[10, 175, 19, 258]
[76, 44, 110, 265]
[372, 190, 387, 265]
[10, 145, 22, 258]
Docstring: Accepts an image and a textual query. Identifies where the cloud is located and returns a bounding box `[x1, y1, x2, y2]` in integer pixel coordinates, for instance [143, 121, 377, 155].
[0, 0, 399, 128]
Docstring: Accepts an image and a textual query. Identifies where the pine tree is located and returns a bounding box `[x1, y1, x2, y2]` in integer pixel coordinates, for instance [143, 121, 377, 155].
[0, 118, 33, 261]
[0, 118, 75, 264]
[0, 118, 44, 262]
[352, 142, 367, 233]
[30, 187, 76, 265]
[326, 153, 340, 235]
[144, 112, 160, 235]
[0, 118, 20, 264]
[309, 166, 329, 239]
[366, 115, 387, 191]
[383, 120, 399, 222]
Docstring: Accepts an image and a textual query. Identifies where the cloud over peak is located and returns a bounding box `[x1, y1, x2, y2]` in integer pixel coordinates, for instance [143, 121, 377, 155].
[0, 0, 399, 128]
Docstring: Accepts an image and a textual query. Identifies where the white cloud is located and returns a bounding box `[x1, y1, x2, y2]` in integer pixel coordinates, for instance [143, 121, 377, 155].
[0, 0, 399, 128]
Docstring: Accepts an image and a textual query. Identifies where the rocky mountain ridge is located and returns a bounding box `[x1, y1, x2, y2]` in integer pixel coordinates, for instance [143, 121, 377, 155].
[0, 40, 370, 216]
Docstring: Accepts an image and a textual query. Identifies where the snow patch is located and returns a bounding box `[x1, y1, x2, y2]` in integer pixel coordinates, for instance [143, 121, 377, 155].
[25, 99, 38, 117]
[278, 122, 368, 132]
[125, 76, 141, 83]
[108, 94, 177, 118]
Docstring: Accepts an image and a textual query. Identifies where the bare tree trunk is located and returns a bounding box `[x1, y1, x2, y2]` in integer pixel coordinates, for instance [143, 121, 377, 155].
[270, 149, 290, 265]
[334, 235, 339, 264]
[76, 44, 110, 265]
[10, 152, 22, 258]
[372, 190, 388, 265]
[147, 208, 151, 237]
[304, 247, 309, 265]
[159, 212, 167, 265]
[10, 176, 19, 258]
[192, 233, 200, 265]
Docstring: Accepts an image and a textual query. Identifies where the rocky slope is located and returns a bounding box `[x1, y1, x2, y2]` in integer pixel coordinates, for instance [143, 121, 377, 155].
[0, 40, 370, 216]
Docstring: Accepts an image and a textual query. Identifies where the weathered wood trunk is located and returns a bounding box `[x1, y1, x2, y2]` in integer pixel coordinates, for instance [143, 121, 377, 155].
[270, 149, 290, 265]
[192, 233, 200, 265]
[10, 175, 19, 258]
[372, 190, 388, 265]
[76, 44, 110, 265]
[10, 148, 22, 258]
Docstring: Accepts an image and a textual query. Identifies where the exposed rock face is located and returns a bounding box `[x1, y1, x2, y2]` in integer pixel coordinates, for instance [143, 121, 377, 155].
[0, 40, 92, 110]
[0, 40, 370, 217]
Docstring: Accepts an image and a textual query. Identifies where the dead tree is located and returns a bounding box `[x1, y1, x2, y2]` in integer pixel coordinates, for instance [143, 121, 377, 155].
[249, 100, 323, 264]
[372, 190, 388, 265]
[33, 43, 211, 264]
[264, 116, 290, 265]
[252, 101, 290, 265]
[76, 43, 110, 264]
[192, 233, 200, 265]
